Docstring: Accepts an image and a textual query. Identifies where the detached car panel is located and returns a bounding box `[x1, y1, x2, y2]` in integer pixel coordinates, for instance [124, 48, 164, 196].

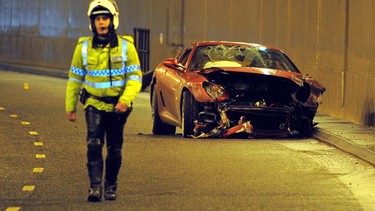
[150, 41, 325, 138]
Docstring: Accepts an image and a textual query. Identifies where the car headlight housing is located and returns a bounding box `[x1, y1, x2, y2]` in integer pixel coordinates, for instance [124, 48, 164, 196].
[203, 82, 227, 101]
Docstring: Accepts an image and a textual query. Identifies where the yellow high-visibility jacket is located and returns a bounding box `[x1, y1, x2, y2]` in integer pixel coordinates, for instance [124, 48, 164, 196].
[65, 35, 143, 112]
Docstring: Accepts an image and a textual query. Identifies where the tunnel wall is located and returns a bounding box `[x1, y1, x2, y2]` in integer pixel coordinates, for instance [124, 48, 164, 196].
[0, 0, 374, 126]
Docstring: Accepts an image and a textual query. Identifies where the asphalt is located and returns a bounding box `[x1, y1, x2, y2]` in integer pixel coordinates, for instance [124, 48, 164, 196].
[1, 65, 374, 166]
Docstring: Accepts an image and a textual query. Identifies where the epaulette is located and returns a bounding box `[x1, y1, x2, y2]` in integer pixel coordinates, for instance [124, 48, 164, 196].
[77, 36, 91, 44]
[119, 35, 134, 43]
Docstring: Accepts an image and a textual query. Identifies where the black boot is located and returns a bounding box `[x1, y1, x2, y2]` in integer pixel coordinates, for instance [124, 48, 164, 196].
[104, 182, 117, 200]
[104, 147, 122, 201]
[88, 185, 102, 202]
[87, 160, 103, 202]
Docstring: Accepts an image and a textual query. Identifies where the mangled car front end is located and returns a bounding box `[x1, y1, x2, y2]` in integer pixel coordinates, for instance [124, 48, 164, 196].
[188, 67, 324, 138]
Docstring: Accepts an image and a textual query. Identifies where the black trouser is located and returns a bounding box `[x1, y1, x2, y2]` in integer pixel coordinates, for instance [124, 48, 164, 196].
[85, 106, 131, 187]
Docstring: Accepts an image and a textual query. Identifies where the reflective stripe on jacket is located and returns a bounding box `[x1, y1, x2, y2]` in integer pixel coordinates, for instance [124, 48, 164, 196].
[65, 35, 143, 112]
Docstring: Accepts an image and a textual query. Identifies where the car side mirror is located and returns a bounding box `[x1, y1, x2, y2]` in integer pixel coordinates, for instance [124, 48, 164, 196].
[163, 58, 184, 71]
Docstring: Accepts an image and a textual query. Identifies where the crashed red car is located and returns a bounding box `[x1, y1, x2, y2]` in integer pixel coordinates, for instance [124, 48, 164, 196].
[150, 41, 325, 138]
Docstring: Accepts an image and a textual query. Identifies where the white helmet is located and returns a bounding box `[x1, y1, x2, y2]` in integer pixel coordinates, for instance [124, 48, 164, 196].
[87, 0, 120, 32]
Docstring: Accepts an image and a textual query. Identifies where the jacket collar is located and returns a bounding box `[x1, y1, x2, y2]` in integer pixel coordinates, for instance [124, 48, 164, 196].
[92, 33, 118, 48]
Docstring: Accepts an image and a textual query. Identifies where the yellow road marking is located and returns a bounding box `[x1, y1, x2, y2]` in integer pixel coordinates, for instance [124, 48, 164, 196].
[21, 121, 31, 125]
[5, 207, 21, 211]
[22, 185, 35, 191]
[29, 131, 38, 135]
[33, 168, 44, 173]
[36, 154, 46, 159]
[10, 114, 18, 118]
[34, 142, 43, 146]
[0, 107, 5, 111]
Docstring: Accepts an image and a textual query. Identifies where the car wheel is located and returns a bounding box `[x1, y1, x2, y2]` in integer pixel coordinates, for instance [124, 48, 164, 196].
[299, 116, 314, 137]
[182, 91, 199, 138]
[151, 89, 176, 135]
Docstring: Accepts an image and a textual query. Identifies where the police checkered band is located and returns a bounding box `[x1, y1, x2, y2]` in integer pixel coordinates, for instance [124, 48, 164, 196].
[71, 66, 86, 76]
[86, 65, 141, 77]
[87, 68, 126, 77]
[112, 69, 126, 75]
[125, 65, 141, 73]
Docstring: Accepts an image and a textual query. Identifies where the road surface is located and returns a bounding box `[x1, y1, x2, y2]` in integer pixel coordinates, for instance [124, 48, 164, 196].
[0, 71, 374, 210]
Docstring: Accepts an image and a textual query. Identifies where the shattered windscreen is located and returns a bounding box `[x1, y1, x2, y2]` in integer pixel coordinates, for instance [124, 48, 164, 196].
[189, 44, 299, 73]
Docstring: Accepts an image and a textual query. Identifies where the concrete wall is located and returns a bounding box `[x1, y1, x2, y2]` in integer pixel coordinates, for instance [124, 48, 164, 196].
[0, 0, 374, 127]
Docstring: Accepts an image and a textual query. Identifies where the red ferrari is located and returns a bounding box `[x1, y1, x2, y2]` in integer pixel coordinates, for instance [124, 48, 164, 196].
[150, 41, 325, 138]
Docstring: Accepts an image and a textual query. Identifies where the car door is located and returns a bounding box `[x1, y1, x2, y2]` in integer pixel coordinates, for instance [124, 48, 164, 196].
[157, 49, 192, 126]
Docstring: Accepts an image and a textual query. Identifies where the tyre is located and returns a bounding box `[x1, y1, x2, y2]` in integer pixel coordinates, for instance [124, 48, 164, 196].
[182, 91, 199, 138]
[151, 89, 176, 135]
[299, 116, 314, 137]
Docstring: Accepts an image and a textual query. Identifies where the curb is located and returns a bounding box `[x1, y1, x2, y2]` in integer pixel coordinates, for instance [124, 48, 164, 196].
[312, 128, 375, 166]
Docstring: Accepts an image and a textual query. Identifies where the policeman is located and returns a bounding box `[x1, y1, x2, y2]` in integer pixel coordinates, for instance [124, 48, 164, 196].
[65, 0, 142, 202]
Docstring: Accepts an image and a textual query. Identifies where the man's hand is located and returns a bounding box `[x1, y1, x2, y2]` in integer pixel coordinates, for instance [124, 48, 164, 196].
[66, 111, 77, 122]
[115, 102, 128, 113]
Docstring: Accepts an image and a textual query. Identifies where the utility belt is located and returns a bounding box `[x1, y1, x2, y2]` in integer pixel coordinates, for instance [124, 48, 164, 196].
[79, 88, 120, 105]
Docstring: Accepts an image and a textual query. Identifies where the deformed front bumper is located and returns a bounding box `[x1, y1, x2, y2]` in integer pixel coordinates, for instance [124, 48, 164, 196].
[191, 103, 295, 139]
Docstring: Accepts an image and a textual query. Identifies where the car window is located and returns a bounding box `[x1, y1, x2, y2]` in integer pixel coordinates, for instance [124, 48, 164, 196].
[189, 45, 299, 73]
[178, 48, 191, 66]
